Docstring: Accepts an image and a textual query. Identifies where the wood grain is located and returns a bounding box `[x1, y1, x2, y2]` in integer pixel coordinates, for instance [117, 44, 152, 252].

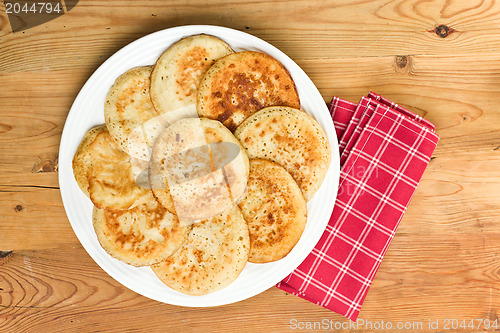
[1, 235, 499, 332]
[0, 187, 76, 250]
[2, 0, 500, 72]
[1, 0, 500, 331]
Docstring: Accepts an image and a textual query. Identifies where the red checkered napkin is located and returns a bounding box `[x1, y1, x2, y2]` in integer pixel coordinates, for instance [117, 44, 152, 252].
[277, 92, 439, 321]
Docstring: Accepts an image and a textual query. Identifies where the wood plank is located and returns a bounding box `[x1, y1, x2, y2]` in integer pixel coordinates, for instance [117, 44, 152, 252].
[1, 234, 498, 332]
[4, 140, 499, 250]
[366, 233, 500, 323]
[0, 187, 77, 251]
[2, 54, 500, 186]
[1, 142, 500, 250]
[0, 69, 84, 187]
[1, 54, 500, 249]
[2, 0, 500, 73]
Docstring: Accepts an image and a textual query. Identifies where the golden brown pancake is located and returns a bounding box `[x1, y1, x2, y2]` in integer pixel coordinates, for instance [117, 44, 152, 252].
[151, 206, 249, 295]
[200, 118, 249, 205]
[72, 125, 149, 210]
[238, 159, 307, 263]
[104, 66, 158, 158]
[93, 191, 188, 267]
[197, 51, 300, 131]
[234, 106, 331, 201]
[149, 118, 249, 219]
[150, 34, 233, 115]
[72, 124, 106, 197]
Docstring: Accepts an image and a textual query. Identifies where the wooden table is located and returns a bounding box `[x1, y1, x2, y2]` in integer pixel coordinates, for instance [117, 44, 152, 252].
[1, 0, 500, 332]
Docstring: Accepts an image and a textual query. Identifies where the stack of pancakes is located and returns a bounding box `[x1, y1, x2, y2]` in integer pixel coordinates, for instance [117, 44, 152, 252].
[72, 34, 331, 295]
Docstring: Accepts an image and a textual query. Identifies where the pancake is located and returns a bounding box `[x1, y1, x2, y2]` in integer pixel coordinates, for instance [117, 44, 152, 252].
[72, 125, 149, 210]
[150, 34, 233, 115]
[130, 104, 200, 190]
[93, 191, 188, 267]
[238, 159, 307, 263]
[197, 51, 300, 131]
[72, 124, 106, 197]
[200, 118, 249, 205]
[151, 206, 249, 295]
[149, 118, 249, 219]
[234, 106, 331, 201]
[104, 66, 158, 158]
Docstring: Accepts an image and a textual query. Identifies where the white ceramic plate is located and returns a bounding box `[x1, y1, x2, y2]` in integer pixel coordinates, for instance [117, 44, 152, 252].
[59, 25, 340, 307]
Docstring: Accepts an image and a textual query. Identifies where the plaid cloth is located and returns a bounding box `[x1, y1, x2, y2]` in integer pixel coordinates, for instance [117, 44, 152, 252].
[277, 92, 439, 321]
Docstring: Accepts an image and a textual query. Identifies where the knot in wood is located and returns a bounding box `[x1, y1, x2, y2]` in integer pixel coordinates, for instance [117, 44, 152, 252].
[436, 25, 453, 38]
[396, 55, 408, 68]
[0, 251, 13, 258]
